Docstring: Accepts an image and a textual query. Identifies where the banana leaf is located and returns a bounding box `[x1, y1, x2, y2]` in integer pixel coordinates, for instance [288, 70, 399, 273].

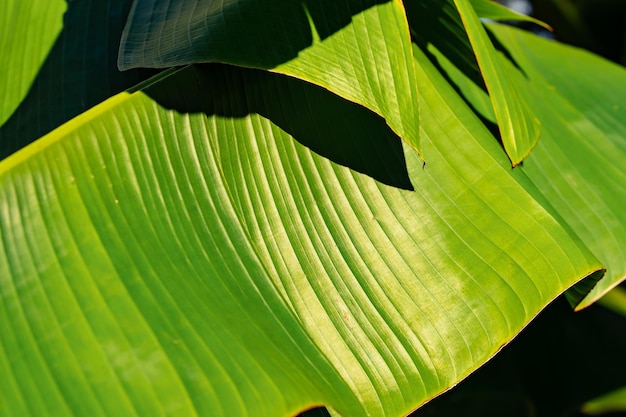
[0, 48, 603, 416]
[3, 1, 626, 416]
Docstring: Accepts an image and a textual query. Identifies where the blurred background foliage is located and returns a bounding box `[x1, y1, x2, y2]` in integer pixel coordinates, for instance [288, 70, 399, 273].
[499, 0, 626, 66]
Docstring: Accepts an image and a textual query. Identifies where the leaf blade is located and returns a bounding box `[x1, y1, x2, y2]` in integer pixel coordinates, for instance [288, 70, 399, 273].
[453, 0, 541, 165]
[0, 56, 603, 416]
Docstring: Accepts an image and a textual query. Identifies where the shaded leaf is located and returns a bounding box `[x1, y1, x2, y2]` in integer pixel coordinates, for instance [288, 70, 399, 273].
[470, 0, 551, 30]
[406, 0, 483, 89]
[119, 0, 422, 156]
[581, 288, 626, 414]
[0, 0, 65, 125]
[411, 295, 626, 417]
[0, 0, 156, 159]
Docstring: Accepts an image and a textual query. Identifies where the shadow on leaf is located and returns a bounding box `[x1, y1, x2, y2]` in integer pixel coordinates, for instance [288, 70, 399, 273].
[144, 64, 414, 191]
[0, 0, 156, 159]
[119, 0, 390, 70]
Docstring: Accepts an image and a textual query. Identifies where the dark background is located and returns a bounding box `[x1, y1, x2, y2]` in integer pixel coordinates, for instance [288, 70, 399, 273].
[500, 0, 626, 66]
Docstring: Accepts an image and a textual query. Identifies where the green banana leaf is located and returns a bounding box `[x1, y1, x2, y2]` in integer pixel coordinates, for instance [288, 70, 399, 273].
[583, 386, 626, 415]
[406, 0, 482, 89]
[406, 0, 545, 167]
[118, 0, 422, 157]
[0, 0, 65, 126]
[3, 1, 626, 416]
[0, 39, 604, 416]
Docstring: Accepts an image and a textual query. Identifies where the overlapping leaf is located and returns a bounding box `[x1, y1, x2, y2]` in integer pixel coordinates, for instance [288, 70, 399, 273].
[469, 0, 550, 30]
[405, 0, 486, 120]
[0, 0, 65, 126]
[405, 0, 544, 167]
[487, 24, 626, 309]
[0, 44, 603, 416]
[453, 0, 541, 166]
[0, 0, 156, 159]
[422, 19, 626, 309]
[118, 0, 421, 155]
